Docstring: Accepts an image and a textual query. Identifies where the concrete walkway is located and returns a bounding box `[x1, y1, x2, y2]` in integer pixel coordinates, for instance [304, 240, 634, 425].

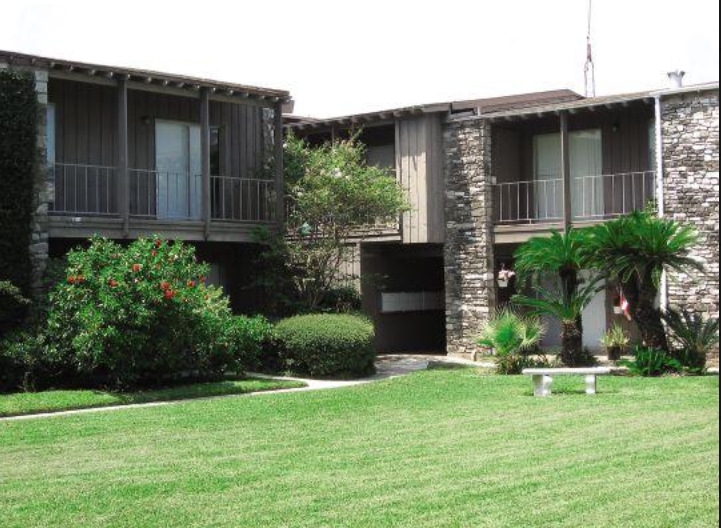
[1, 354, 476, 423]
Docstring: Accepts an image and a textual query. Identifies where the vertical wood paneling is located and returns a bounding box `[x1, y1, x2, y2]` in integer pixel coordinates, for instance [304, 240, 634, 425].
[50, 78, 269, 217]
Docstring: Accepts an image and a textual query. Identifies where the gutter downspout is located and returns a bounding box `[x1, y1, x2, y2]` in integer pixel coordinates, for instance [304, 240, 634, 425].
[655, 94, 669, 312]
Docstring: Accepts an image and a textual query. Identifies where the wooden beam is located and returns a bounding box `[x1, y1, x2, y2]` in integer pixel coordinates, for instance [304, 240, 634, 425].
[560, 111, 572, 232]
[274, 101, 285, 226]
[200, 88, 212, 239]
[117, 78, 130, 237]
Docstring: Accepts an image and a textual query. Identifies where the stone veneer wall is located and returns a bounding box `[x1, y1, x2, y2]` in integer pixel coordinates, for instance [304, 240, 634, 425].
[0, 64, 51, 298]
[444, 119, 496, 360]
[662, 89, 720, 322]
[30, 69, 51, 297]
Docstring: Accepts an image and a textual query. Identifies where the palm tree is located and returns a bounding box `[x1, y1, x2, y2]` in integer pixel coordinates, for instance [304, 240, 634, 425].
[514, 229, 592, 305]
[586, 211, 701, 352]
[477, 310, 546, 374]
[514, 278, 604, 366]
[513, 229, 595, 366]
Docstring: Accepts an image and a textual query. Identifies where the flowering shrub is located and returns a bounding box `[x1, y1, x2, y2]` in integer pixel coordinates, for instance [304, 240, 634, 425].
[45, 237, 242, 389]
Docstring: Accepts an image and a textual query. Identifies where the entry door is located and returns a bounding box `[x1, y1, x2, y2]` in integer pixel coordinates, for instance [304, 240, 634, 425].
[155, 121, 202, 220]
[533, 133, 563, 221]
[580, 271, 607, 352]
[571, 130, 603, 219]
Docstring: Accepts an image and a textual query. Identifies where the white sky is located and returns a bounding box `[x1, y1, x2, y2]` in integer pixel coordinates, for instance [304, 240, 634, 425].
[1, 0, 719, 117]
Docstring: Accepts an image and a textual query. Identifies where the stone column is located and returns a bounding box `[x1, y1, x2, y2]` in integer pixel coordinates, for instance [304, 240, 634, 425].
[443, 118, 496, 360]
[30, 68, 52, 298]
[661, 89, 720, 321]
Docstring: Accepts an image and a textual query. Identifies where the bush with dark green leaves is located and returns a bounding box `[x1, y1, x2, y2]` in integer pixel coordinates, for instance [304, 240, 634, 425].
[0, 70, 38, 328]
[621, 346, 683, 377]
[231, 315, 276, 372]
[662, 309, 719, 372]
[319, 286, 363, 314]
[0, 281, 30, 338]
[275, 314, 376, 379]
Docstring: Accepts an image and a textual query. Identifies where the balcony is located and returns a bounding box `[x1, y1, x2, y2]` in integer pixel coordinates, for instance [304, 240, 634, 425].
[493, 171, 656, 226]
[49, 163, 277, 242]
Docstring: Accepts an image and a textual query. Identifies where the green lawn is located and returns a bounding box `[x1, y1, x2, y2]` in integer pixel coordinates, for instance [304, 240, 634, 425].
[0, 378, 306, 418]
[0, 370, 718, 528]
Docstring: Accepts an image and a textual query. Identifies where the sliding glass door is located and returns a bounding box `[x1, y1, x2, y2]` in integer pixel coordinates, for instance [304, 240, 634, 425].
[155, 121, 202, 220]
[533, 129, 604, 221]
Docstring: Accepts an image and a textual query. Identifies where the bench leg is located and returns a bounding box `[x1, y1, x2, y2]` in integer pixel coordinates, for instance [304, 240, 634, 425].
[585, 375, 597, 395]
[533, 375, 553, 397]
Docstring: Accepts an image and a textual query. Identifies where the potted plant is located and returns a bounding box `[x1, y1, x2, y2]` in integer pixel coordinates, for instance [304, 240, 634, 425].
[497, 265, 516, 289]
[601, 324, 630, 361]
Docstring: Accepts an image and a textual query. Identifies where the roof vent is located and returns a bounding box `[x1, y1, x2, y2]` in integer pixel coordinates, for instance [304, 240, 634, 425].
[667, 70, 686, 89]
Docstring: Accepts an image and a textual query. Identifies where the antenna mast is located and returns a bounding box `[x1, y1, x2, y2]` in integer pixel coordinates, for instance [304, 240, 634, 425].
[584, 0, 596, 97]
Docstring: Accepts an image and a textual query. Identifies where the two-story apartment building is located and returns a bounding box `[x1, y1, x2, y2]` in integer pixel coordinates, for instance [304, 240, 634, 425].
[2, 50, 717, 360]
[1, 50, 292, 312]
[289, 81, 719, 359]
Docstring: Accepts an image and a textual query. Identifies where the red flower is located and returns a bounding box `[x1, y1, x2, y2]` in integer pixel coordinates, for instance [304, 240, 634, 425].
[152, 250, 158, 257]
[132, 264, 143, 273]
[68, 276, 77, 285]
[109, 279, 119, 288]
[187, 280, 197, 288]
[76, 275, 86, 284]
[160, 281, 171, 291]
[199, 276, 207, 284]
[155, 239, 163, 248]
[164, 290, 176, 300]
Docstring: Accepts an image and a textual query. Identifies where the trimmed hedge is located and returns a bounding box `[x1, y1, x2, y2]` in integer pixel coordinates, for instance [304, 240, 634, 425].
[0, 70, 38, 296]
[275, 314, 376, 379]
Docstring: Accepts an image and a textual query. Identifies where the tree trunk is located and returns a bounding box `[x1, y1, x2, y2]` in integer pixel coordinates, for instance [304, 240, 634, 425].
[561, 321, 583, 367]
[633, 277, 670, 352]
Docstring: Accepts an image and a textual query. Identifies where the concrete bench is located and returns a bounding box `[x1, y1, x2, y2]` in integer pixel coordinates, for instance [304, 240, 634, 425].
[522, 368, 612, 397]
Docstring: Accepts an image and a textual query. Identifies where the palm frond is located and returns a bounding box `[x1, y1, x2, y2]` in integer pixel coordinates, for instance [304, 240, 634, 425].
[514, 228, 592, 283]
[513, 276, 604, 323]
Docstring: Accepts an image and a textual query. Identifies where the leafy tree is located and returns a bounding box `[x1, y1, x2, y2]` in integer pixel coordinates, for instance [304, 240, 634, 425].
[586, 211, 701, 352]
[254, 133, 409, 314]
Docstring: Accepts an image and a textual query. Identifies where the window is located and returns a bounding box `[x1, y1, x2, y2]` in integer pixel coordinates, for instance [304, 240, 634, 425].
[380, 291, 444, 314]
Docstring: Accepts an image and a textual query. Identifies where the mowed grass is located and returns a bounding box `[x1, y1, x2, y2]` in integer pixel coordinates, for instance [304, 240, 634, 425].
[0, 378, 306, 418]
[0, 370, 718, 528]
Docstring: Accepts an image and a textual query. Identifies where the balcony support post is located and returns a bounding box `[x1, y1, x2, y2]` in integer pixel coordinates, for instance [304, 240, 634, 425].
[560, 111, 572, 231]
[274, 101, 285, 227]
[201, 88, 211, 239]
[117, 77, 129, 237]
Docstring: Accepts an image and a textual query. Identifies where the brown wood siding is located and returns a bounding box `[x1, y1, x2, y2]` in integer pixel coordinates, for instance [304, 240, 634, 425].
[500, 105, 654, 182]
[492, 104, 654, 222]
[48, 78, 268, 217]
[396, 115, 445, 244]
